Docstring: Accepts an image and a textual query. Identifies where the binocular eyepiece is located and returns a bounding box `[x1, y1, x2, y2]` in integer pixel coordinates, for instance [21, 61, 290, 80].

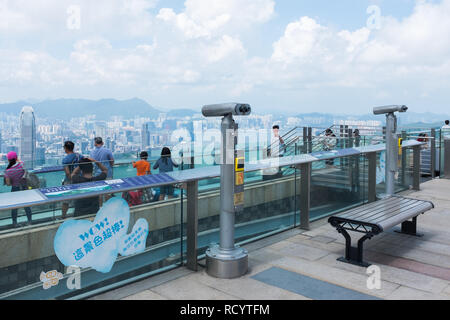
[202, 103, 252, 117]
[373, 105, 408, 115]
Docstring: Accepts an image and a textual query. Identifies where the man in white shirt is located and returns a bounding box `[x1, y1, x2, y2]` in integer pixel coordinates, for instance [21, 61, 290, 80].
[442, 120, 450, 138]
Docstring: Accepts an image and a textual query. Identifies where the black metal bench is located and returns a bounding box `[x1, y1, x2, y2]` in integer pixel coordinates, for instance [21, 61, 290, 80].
[328, 195, 434, 267]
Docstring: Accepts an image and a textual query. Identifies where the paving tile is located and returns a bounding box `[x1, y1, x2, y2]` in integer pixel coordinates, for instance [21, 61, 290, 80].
[366, 251, 450, 282]
[386, 286, 447, 300]
[191, 270, 309, 300]
[150, 275, 240, 300]
[251, 267, 379, 300]
[318, 253, 449, 294]
[273, 256, 399, 298]
[309, 235, 337, 244]
[443, 285, 450, 296]
[122, 290, 168, 300]
[270, 242, 331, 261]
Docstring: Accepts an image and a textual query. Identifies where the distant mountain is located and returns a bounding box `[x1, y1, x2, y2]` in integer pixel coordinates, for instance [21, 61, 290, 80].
[0, 98, 161, 119]
[166, 108, 198, 118]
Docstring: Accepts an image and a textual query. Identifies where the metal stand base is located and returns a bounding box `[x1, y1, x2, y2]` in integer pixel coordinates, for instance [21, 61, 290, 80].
[337, 256, 371, 268]
[205, 244, 248, 279]
[394, 217, 423, 237]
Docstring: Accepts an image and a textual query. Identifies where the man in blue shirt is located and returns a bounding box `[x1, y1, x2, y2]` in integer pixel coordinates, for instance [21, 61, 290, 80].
[90, 137, 114, 179]
[90, 137, 114, 204]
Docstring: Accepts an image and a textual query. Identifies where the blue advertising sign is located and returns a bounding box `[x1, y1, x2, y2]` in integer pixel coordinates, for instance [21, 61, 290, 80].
[54, 197, 149, 273]
[40, 173, 176, 199]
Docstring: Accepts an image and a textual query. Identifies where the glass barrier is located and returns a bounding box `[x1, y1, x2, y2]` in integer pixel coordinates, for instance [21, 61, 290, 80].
[194, 164, 298, 259]
[0, 186, 184, 299]
[310, 154, 368, 222]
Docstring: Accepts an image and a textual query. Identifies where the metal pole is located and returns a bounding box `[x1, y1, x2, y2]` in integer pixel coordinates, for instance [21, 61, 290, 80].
[186, 180, 198, 271]
[431, 128, 436, 178]
[401, 131, 406, 187]
[205, 114, 248, 279]
[367, 152, 377, 203]
[180, 187, 184, 266]
[219, 114, 235, 250]
[385, 113, 398, 196]
[303, 127, 307, 154]
[307, 127, 312, 153]
[413, 145, 421, 190]
[299, 162, 311, 230]
[444, 139, 450, 178]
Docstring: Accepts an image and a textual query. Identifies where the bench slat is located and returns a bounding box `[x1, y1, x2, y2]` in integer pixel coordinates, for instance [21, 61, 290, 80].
[336, 197, 399, 219]
[338, 197, 413, 221]
[360, 199, 425, 224]
[375, 203, 433, 231]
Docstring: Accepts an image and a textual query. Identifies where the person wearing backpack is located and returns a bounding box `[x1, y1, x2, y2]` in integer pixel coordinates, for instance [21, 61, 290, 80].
[70, 158, 108, 217]
[61, 141, 82, 218]
[3, 151, 32, 227]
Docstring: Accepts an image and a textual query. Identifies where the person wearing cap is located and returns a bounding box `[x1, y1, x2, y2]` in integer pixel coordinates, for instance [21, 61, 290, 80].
[3, 152, 32, 227]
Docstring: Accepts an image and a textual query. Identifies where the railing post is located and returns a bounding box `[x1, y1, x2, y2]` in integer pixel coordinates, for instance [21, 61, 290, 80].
[367, 152, 377, 203]
[413, 145, 421, 190]
[401, 131, 407, 186]
[186, 180, 198, 271]
[299, 162, 311, 230]
[431, 128, 436, 178]
[307, 127, 312, 153]
[303, 127, 308, 154]
[445, 139, 450, 179]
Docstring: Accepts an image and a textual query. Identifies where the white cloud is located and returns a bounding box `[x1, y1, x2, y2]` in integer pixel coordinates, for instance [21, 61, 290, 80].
[157, 0, 275, 39]
[1, 0, 450, 114]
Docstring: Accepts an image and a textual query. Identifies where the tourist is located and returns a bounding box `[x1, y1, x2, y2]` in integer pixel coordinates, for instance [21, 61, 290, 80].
[131, 151, 152, 203]
[3, 152, 32, 227]
[268, 125, 286, 158]
[133, 151, 151, 176]
[70, 158, 108, 217]
[442, 120, 450, 138]
[61, 141, 82, 219]
[90, 137, 114, 204]
[322, 128, 337, 167]
[153, 147, 179, 200]
[90, 137, 114, 179]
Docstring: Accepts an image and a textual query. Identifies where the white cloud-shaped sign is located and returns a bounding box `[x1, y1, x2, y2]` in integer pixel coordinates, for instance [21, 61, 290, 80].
[54, 198, 149, 273]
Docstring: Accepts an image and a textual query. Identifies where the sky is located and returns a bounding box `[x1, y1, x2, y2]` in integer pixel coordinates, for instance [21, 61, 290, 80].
[0, 0, 449, 116]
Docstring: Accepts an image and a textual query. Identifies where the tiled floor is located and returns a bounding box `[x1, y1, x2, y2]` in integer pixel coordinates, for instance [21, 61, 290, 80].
[91, 178, 450, 300]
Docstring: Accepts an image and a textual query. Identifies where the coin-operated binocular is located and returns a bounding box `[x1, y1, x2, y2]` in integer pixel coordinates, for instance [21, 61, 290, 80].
[373, 105, 408, 196]
[201, 103, 251, 279]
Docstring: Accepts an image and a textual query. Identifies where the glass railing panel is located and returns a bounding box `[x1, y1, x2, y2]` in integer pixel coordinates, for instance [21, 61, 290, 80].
[195, 164, 298, 258]
[310, 155, 368, 221]
[0, 186, 183, 299]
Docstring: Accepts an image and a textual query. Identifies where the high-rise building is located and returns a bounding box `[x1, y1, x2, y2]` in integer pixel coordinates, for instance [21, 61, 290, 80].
[141, 123, 150, 149]
[19, 106, 36, 169]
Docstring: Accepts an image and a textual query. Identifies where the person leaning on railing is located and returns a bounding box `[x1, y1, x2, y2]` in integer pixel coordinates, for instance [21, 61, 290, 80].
[3, 151, 33, 227]
[70, 157, 108, 217]
[153, 147, 178, 201]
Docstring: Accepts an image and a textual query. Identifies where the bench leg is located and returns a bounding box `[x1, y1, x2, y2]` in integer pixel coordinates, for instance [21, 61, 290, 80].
[395, 216, 423, 237]
[336, 227, 372, 267]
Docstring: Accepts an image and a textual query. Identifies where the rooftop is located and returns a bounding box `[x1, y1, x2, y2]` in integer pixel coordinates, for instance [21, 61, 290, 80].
[91, 178, 450, 300]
